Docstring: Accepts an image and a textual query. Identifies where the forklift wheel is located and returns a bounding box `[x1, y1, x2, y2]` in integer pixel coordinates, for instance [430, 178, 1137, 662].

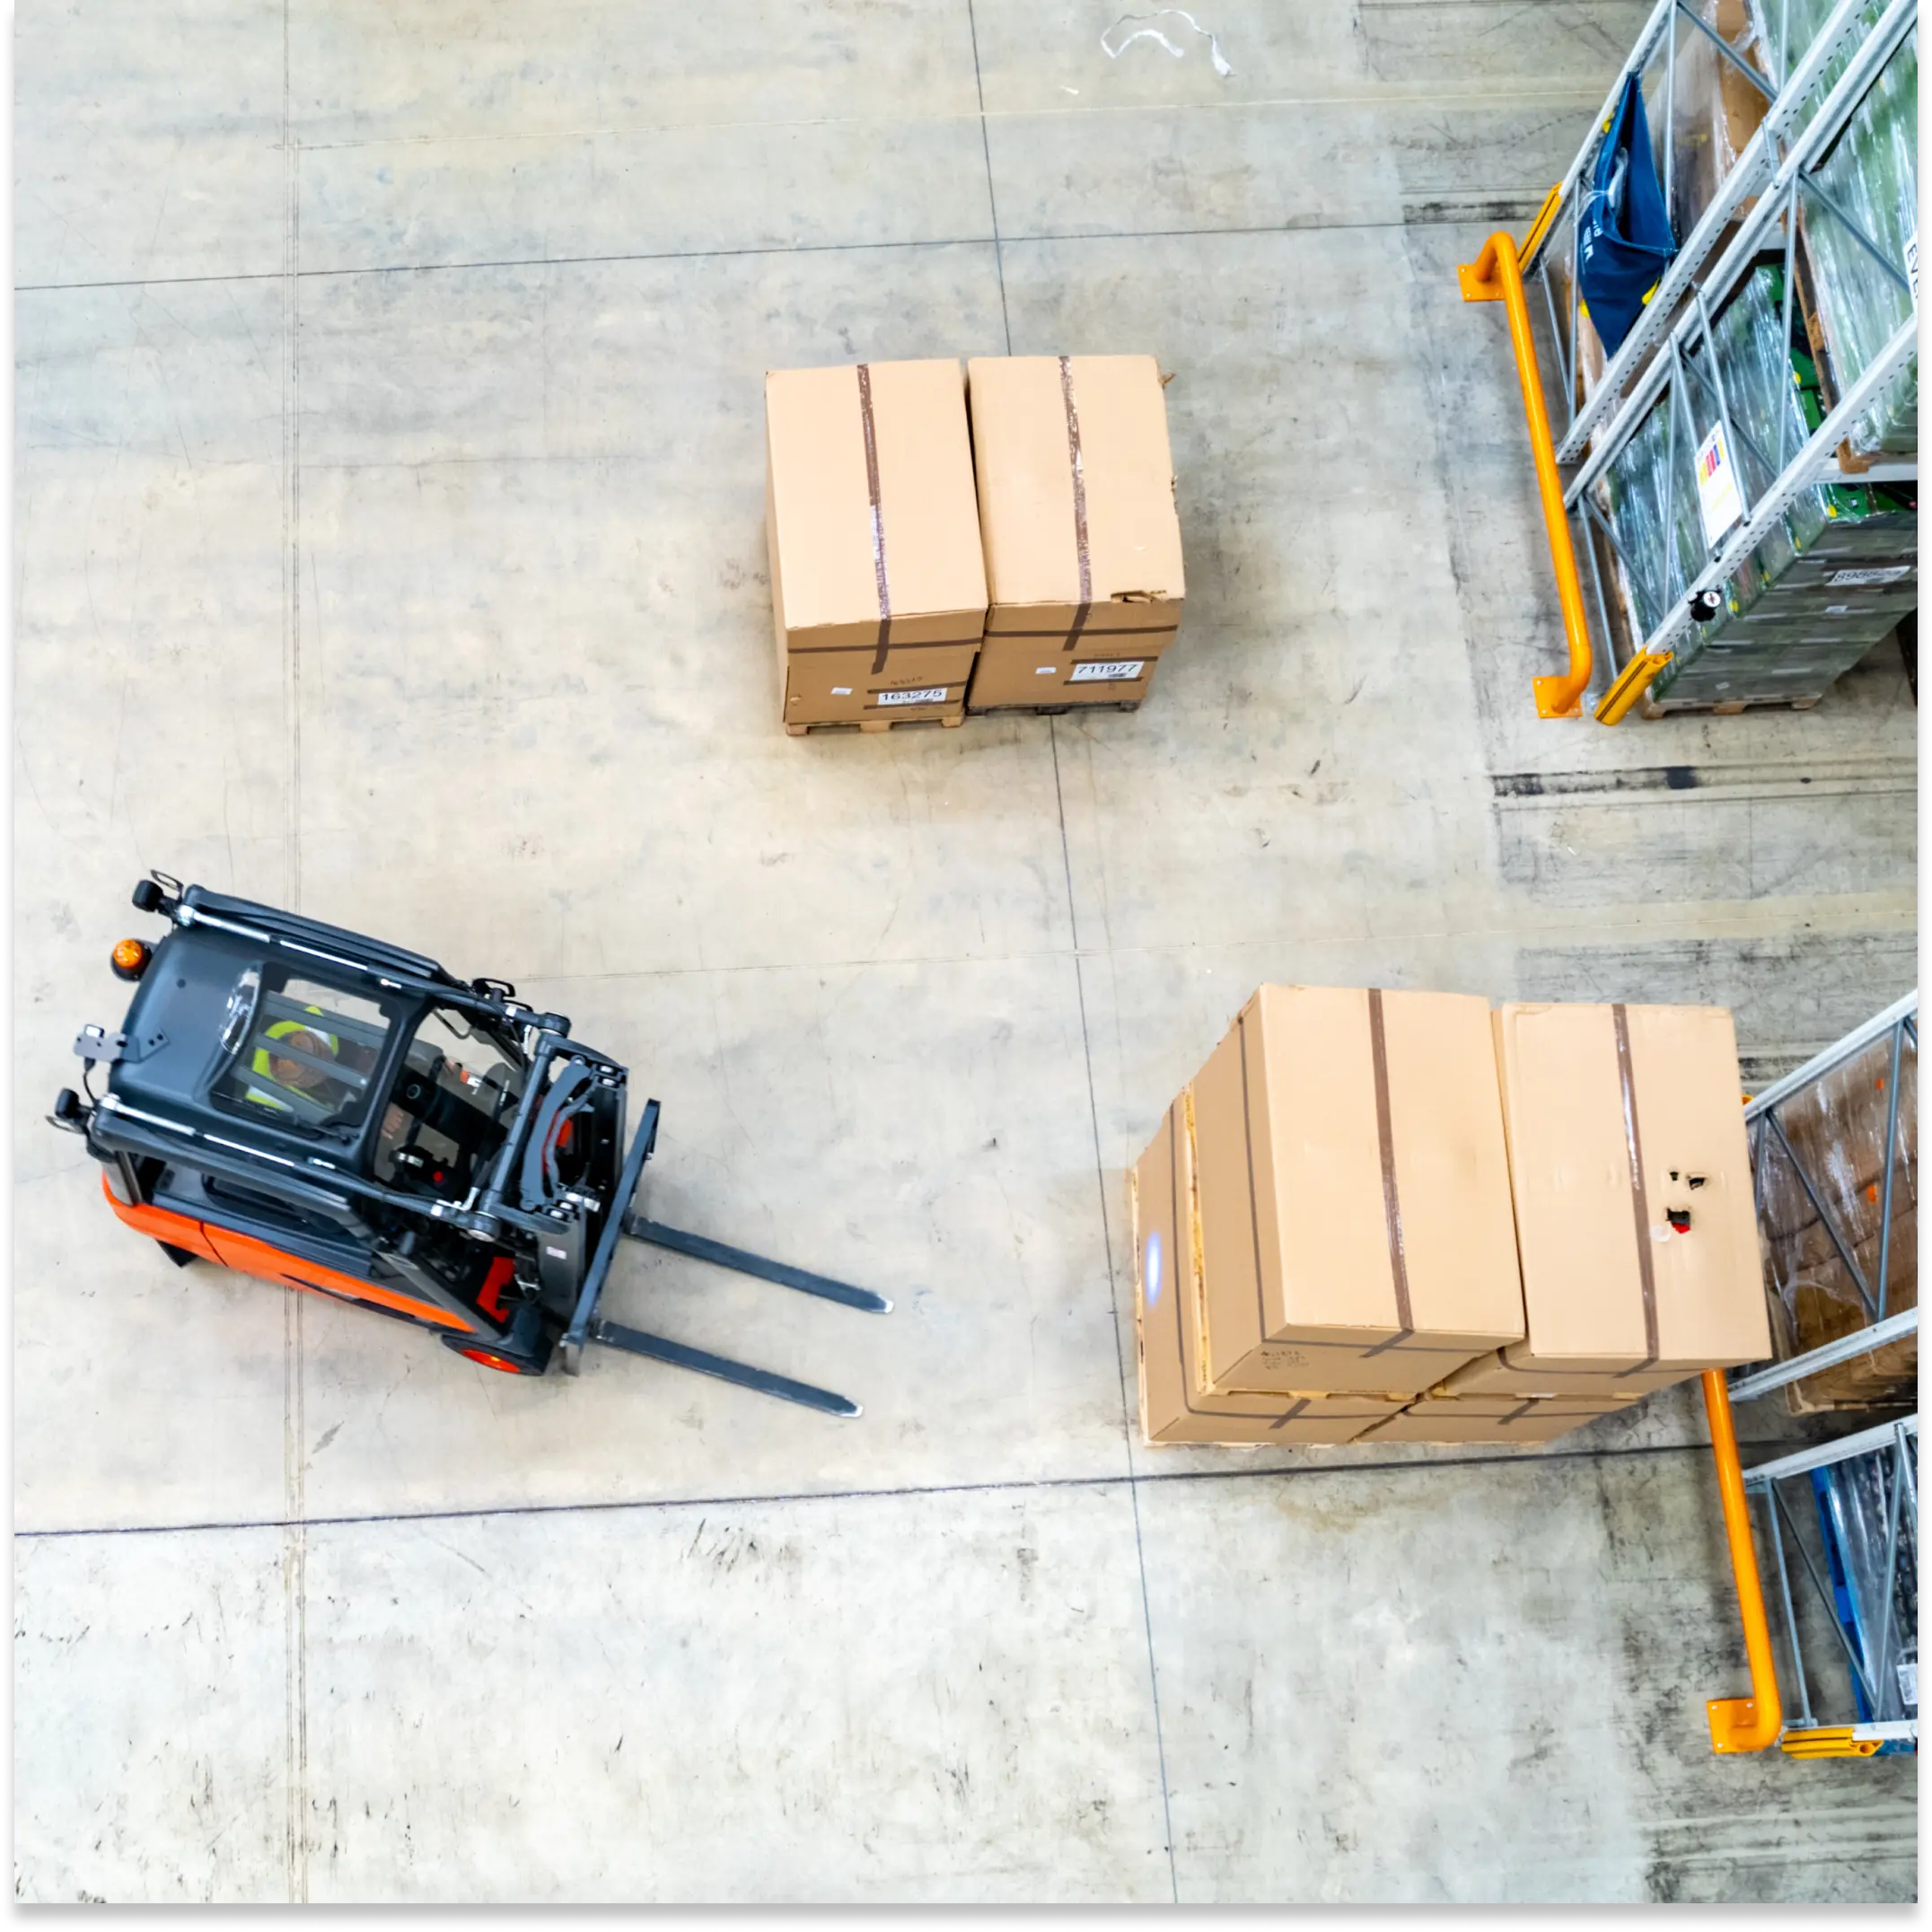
[157, 1242, 200, 1269]
[440, 1334, 545, 1376]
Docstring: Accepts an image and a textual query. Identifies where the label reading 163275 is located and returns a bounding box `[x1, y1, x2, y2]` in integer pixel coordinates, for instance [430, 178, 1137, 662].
[1069, 660, 1146, 684]
[876, 687, 948, 707]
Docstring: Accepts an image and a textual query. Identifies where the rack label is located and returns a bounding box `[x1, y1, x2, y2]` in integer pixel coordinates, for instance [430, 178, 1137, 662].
[1829, 566, 1911, 587]
[1070, 660, 1146, 683]
[1694, 421, 1743, 549]
[1906, 232, 1919, 303]
[875, 687, 947, 707]
[1900, 1659, 1918, 1709]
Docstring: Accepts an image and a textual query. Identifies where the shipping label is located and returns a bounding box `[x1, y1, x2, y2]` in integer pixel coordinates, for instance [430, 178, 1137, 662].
[874, 687, 948, 707]
[1069, 659, 1147, 683]
[1694, 420, 1744, 548]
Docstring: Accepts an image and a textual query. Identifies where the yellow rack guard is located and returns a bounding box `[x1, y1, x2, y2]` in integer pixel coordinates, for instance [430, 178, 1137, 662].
[1460, 215, 1596, 720]
[1702, 1369, 1784, 1752]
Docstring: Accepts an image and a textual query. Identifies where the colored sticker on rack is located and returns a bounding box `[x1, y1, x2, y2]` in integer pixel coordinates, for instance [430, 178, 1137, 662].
[1693, 420, 1744, 549]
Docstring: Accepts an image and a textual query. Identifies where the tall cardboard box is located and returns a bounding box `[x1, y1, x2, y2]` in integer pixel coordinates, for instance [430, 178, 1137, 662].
[1189, 986, 1527, 1396]
[1130, 1096, 1409, 1445]
[965, 355, 1183, 713]
[1443, 1002, 1771, 1399]
[765, 360, 988, 733]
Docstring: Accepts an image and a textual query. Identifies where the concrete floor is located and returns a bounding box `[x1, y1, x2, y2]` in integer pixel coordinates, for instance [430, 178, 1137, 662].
[13, 0, 1919, 1904]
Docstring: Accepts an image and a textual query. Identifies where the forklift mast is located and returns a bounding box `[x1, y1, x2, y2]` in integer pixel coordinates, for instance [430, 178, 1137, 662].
[50, 874, 888, 1416]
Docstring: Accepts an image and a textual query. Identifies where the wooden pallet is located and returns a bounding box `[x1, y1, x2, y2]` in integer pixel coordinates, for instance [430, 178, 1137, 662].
[1638, 692, 1822, 719]
[965, 700, 1143, 719]
[784, 714, 964, 737]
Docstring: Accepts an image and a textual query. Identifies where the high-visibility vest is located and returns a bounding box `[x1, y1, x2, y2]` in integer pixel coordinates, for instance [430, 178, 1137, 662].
[247, 1012, 340, 1113]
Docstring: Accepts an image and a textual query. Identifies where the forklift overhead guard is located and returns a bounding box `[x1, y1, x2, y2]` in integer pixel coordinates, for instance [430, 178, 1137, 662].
[51, 874, 890, 1417]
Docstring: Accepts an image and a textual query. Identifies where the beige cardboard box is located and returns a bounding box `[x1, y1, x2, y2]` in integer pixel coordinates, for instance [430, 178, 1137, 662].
[1190, 986, 1526, 1396]
[1361, 1392, 1637, 1446]
[1465, 1002, 1771, 1397]
[765, 360, 987, 730]
[966, 633, 1165, 710]
[965, 355, 1183, 712]
[1131, 1096, 1409, 1445]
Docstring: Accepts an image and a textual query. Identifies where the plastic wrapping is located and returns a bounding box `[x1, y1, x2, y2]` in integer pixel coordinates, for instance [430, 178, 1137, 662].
[1754, 1026, 1917, 1412]
[1813, 1448, 1918, 1720]
[1669, 0, 1773, 241]
[1597, 262, 1917, 706]
[1799, 31, 1918, 456]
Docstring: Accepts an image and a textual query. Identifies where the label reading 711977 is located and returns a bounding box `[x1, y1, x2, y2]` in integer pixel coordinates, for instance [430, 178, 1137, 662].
[1069, 660, 1146, 683]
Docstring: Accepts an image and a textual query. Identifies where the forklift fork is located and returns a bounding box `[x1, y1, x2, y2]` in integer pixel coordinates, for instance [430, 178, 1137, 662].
[560, 1099, 890, 1417]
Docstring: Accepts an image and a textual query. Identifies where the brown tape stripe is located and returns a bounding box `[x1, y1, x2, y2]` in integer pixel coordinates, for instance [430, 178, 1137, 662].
[855, 363, 891, 673]
[1360, 988, 1415, 1356]
[1236, 1012, 1269, 1339]
[1611, 1004, 1661, 1376]
[787, 635, 981, 654]
[986, 626, 1180, 642]
[1058, 356, 1093, 653]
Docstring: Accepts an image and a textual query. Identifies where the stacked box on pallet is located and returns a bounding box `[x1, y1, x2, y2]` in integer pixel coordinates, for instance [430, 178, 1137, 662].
[1131, 986, 1530, 1446]
[1594, 259, 1916, 710]
[1669, 0, 1773, 244]
[1755, 1026, 1918, 1413]
[1437, 1002, 1771, 1401]
[964, 356, 1184, 714]
[1131, 1097, 1409, 1445]
[1750, 0, 1919, 458]
[1130, 989, 1775, 1448]
[765, 361, 987, 733]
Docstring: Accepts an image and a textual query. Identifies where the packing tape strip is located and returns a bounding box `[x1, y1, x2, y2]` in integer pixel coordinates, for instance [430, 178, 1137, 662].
[1058, 355, 1093, 652]
[788, 635, 981, 654]
[1235, 1010, 1269, 1339]
[985, 625, 1180, 641]
[856, 363, 892, 674]
[1361, 988, 1416, 1355]
[1611, 1003, 1662, 1376]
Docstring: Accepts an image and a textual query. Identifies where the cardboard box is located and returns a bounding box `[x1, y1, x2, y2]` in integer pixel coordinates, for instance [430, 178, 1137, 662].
[1668, 0, 1770, 242]
[1130, 1096, 1409, 1445]
[965, 355, 1183, 712]
[1360, 1392, 1636, 1446]
[1189, 986, 1526, 1396]
[765, 360, 987, 729]
[1770, 1206, 1917, 1415]
[966, 633, 1165, 711]
[1475, 1002, 1772, 1396]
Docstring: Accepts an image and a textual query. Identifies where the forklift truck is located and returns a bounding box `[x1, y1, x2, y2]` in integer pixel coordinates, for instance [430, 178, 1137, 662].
[48, 874, 889, 1417]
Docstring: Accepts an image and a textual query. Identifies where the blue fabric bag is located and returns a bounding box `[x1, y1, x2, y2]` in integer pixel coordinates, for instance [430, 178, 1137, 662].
[1577, 73, 1676, 356]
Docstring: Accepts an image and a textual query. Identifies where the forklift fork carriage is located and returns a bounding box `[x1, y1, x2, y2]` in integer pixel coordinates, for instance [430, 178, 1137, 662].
[50, 874, 890, 1417]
